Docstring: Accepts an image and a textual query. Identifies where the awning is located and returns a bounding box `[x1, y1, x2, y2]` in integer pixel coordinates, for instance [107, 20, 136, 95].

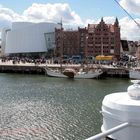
[95, 55, 113, 60]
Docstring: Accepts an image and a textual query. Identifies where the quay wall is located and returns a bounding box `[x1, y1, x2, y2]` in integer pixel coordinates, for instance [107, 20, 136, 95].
[0, 64, 129, 78]
[101, 67, 129, 78]
[0, 65, 45, 74]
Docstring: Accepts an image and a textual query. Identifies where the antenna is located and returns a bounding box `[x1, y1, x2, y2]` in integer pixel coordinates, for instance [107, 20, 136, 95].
[113, 0, 140, 29]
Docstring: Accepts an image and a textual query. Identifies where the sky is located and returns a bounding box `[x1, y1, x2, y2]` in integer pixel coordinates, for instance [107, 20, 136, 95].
[0, 0, 140, 41]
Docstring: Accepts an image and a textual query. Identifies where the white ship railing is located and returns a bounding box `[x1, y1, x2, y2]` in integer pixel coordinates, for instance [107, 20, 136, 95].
[85, 122, 129, 140]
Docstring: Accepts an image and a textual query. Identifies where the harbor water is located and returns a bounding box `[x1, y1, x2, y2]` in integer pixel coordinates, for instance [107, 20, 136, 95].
[0, 73, 130, 140]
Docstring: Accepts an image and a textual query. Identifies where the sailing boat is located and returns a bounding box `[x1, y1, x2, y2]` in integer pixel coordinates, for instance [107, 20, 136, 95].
[45, 64, 103, 79]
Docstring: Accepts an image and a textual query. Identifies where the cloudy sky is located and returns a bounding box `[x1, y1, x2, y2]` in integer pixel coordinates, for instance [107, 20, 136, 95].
[0, 0, 140, 41]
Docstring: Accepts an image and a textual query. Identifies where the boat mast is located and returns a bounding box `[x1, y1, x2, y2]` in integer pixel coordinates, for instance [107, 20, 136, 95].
[58, 18, 63, 72]
[101, 17, 104, 56]
[113, 0, 140, 64]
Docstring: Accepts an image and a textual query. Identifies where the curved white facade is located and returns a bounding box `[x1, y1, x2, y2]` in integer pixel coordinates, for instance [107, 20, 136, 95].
[1, 27, 11, 56]
[2, 22, 60, 54]
[12, 22, 34, 30]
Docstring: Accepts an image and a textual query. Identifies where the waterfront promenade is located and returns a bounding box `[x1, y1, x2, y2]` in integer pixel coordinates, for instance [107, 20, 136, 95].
[0, 59, 83, 75]
[0, 59, 130, 78]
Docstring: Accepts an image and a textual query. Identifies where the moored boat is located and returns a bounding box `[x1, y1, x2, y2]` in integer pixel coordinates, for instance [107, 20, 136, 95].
[45, 66, 103, 79]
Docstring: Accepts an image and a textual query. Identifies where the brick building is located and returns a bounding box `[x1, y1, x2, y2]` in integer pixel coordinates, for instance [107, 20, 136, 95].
[54, 18, 121, 59]
[87, 18, 120, 58]
[54, 27, 87, 58]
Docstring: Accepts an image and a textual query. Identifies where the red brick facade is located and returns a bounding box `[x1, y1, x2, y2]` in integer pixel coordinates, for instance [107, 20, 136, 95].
[55, 18, 120, 59]
[55, 28, 79, 57]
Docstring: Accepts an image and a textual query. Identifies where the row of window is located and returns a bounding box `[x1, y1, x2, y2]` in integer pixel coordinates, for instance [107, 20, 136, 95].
[88, 32, 115, 36]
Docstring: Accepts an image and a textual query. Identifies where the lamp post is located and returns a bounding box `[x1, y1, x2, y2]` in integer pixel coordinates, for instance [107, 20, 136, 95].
[85, 35, 88, 64]
[101, 29, 103, 56]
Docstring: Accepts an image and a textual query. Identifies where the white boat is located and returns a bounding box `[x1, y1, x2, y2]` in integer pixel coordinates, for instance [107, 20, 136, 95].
[74, 68, 103, 79]
[129, 68, 140, 79]
[45, 67, 67, 78]
[45, 66, 103, 79]
[86, 80, 140, 140]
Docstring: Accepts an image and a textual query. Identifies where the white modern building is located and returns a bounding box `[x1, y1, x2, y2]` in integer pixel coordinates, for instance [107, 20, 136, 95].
[1, 22, 61, 57]
[0, 39, 2, 56]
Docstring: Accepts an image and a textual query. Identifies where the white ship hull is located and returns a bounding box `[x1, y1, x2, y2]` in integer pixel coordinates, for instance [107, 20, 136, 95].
[45, 67, 103, 79]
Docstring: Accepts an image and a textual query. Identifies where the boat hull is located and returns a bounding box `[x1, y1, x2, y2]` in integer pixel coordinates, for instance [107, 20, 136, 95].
[45, 68, 67, 78]
[75, 71, 102, 79]
[45, 67, 103, 79]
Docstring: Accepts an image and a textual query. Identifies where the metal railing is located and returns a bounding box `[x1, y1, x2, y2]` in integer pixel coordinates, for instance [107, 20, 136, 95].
[85, 122, 129, 140]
